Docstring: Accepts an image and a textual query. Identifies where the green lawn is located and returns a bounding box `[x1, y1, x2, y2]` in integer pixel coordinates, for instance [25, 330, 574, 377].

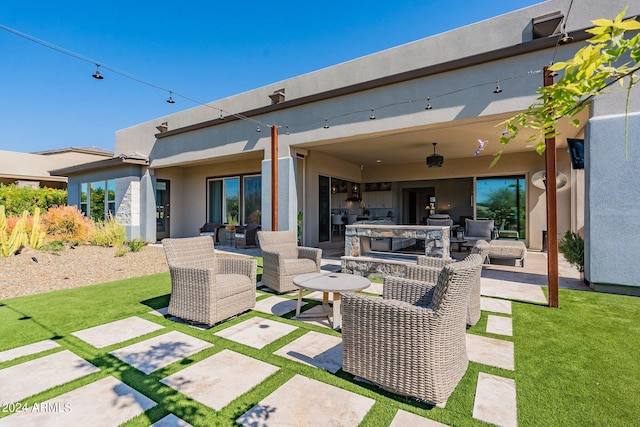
[1, 273, 639, 426]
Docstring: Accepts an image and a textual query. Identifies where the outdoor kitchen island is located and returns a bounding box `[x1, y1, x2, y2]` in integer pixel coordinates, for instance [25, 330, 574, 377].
[340, 223, 450, 279]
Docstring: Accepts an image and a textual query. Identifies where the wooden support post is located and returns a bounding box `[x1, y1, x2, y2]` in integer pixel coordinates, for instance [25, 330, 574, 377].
[271, 125, 279, 231]
[544, 66, 559, 308]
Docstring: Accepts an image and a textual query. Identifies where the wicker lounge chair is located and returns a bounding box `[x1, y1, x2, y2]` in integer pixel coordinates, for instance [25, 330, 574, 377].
[407, 241, 489, 326]
[341, 257, 482, 405]
[257, 230, 322, 293]
[162, 236, 257, 325]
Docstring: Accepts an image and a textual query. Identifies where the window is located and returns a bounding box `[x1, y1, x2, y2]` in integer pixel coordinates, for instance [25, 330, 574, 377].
[476, 176, 526, 239]
[207, 175, 260, 225]
[80, 179, 116, 221]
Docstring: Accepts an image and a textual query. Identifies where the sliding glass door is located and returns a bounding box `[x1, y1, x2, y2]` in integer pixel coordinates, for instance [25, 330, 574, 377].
[476, 176, 526, 239]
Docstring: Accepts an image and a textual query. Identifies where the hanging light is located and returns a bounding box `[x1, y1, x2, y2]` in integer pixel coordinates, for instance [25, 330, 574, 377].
[493, 82, 502, 93]
[559, 31, 573, 44]
[425, 96, 432, 110]
[369, 109, 376, 120]
[256, 125, 261, 132]
[219, 110, 225, 120]
[323, 119, 329, 129]
[166, 91, 175, 104]
[92, 64, 103, 80]
[285, 126, 290, 135]
[426, 142, 444, 168]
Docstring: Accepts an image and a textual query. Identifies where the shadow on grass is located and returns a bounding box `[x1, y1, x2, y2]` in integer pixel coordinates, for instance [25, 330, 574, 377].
[140, 295, 171, 310]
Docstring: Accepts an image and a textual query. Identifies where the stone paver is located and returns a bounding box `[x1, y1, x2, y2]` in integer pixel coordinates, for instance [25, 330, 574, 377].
[480, 297, 512, 315]
[152, 414, 193, 427]
[109, 331, 213, 374]
[390, 410, 449, 427]
[214, 317, 297, 349]
[486, 315, 513, 336]
[0, 350, 99, 404]
[473, 372, 517, 427]
[0, 340, 60, 363]
[71, 316, 164, 348]
[364, 282, 383, 295]
[161, 349, 279, 410]
[481, 278, 547, 304]
[253, 296, 300, 316]
[0, 376, 156, 427]
[466, 333, 514, 371]
[274, 331, 342, 373]
[236, 374, 375, 427]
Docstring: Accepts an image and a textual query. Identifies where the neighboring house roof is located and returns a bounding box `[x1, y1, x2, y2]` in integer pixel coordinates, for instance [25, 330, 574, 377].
[49, 152, 149, 176]
[0, 148, 114, 184]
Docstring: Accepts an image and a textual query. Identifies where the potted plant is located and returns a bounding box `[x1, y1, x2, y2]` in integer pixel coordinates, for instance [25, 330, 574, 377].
[558, 231, 585, 280]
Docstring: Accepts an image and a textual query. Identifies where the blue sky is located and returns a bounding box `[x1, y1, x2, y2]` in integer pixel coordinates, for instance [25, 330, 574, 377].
[1, 0, 541, 153]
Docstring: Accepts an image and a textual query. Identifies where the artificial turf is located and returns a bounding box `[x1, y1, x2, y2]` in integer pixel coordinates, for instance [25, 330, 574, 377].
[1, 272, 638, 426]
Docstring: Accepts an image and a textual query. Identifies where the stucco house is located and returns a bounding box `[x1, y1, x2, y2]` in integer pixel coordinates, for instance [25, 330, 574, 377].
[52, 0, 640, 296]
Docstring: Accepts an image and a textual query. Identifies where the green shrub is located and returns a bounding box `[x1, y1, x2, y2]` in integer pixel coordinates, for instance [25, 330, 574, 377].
[89, 214, 125, 247]
[42, 205, 92, 245]
[559, 231, 584, 273]
[127, 239, 146, 252]
[0, 184, 67, 216]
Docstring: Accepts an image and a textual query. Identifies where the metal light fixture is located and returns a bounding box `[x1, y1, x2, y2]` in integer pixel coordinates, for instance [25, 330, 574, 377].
[559, 31, 573, 44]
[369, 109, 376, 120]
[493, 82, 503, 93]
[166, 91, 175, 104]
[92, 64, 103, 80]
[425, 96, 432, 110]
[426, 142, 444, 168]
[324, 119, 329, 129]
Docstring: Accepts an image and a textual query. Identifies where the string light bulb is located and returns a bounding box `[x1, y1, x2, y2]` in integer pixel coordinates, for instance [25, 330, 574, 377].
[166, 91, 175, 104]
[323, 119, 329, 129]
[285, 126, 290, 135]
[369, 109, 376, 120]
[92, 64, 103, 80]
[219, 111, 225, 120]
[425, 97, 432, 110]
[256, 125, 261, 132]
[493, 82, 503, 93]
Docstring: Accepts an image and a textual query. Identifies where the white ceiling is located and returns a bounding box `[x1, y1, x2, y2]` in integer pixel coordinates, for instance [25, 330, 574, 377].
[301, 110, 588, 167]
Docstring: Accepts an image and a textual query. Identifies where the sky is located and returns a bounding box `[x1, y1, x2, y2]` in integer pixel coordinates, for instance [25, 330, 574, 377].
[1, 0, 542, 154]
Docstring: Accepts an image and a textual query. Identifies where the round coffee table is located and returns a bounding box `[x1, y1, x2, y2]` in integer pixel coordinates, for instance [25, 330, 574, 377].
[293, 272, 370, 329]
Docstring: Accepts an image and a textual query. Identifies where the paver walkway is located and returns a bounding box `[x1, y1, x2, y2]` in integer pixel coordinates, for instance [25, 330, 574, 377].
[0, 258, 543, 426]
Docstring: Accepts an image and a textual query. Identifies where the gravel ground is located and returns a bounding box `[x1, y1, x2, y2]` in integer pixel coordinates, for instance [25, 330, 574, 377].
[0, 244, 171, 300]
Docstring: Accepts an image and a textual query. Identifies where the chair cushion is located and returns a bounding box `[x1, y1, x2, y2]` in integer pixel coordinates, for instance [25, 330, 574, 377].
[216, 274, 254, 299]
[466, 219, 494, 238]
[282, 258, 318, 275]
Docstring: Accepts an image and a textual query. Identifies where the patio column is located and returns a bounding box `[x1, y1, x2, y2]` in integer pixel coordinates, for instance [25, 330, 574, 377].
[544, 66, 559, 308]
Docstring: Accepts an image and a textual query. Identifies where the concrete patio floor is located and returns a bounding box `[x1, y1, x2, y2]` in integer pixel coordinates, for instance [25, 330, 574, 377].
[0, 243, 585, 427]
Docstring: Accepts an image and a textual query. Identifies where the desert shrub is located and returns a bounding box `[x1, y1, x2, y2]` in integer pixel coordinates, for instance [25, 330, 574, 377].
[42, 205, 92, 245]
[89, 214, 125, 247]
[127, 239, 146, 252]
[114, 245, 129, 257]
[39, 240, 66, 252]
[0, 184, 67, 216]
[0, 206, 27, 257]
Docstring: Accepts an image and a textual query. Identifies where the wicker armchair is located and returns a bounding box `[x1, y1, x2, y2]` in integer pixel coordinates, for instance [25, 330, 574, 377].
[341, 257, 482, 405]
[162, 236, 257, 325]
[408, 241, 489, 326]
[257, 230, 322, 293]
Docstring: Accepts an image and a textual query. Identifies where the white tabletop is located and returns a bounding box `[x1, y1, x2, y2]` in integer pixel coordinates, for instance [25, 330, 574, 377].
[293, 272, 370, 293]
